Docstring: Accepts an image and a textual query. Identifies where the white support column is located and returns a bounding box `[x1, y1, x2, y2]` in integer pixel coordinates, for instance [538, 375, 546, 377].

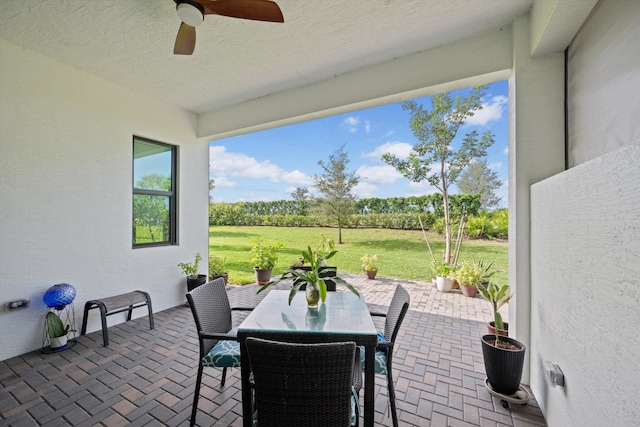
[508, 15, 565, 384]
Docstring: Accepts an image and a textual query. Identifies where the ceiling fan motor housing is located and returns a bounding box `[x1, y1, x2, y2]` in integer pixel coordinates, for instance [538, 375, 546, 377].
[176, 1, 204, 27]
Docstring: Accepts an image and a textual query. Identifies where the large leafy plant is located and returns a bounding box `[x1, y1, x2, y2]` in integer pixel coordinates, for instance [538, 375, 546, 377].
[476, 282, 513, 344]
[46, 312, 75, 338]
[258, 237, 359, 305]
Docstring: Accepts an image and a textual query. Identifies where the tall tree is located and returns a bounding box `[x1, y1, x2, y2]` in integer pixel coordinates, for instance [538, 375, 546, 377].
[313, 145, 359, 244]
[291, 186, 311, 201]
[458, 159, 503, 211]
[382, 86, 495, 262]
[209, 178, 215, 202]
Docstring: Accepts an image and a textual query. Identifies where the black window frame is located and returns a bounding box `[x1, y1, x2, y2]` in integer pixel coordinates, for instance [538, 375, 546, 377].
[132, 136, 177, 248]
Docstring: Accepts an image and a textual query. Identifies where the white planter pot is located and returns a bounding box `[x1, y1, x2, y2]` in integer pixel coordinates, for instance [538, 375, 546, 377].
[436, 276, 453, 292]
[50, 335, 68, 350]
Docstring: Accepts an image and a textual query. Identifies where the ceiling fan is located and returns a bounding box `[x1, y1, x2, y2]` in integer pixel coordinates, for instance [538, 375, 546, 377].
[173, 0, 284, 55]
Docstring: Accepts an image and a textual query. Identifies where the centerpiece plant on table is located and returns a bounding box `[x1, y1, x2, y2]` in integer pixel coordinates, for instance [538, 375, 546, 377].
[258, 237, 360, 308]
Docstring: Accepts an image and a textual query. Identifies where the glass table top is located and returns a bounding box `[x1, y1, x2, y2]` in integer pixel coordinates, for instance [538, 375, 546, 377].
[239, 290, 376, 335]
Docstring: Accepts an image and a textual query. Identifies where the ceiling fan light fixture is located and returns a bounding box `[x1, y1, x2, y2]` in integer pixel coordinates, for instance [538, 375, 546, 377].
[176, 1, 204, 27]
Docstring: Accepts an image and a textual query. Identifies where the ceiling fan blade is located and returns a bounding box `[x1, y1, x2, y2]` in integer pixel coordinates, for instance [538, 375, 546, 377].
[174, 22, 196, 55]
[202, 0, 284, 23]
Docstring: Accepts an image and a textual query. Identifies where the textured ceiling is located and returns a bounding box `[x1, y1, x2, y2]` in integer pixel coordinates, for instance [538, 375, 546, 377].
[0, 0, 534, 114]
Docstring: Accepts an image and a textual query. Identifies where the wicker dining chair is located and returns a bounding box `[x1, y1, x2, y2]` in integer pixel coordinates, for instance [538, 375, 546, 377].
[246, 337, 361, 427]
[186, 278, 254, 427]
[362, 284, 410, 427]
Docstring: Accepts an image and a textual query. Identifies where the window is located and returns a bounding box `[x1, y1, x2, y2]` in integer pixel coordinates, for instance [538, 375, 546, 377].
[132, 136, 177, 247]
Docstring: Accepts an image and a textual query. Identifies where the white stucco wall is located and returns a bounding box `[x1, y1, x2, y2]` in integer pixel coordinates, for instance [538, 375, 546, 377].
[0, 40, 209, 360]
[530, 143, 640, 426]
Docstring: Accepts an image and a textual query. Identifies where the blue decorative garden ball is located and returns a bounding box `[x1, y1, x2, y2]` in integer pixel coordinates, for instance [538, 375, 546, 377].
[43, 283, 76, 309]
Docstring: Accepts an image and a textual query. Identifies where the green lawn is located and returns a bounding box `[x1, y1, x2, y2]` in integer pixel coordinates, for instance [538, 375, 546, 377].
[208, 226, 508, 286]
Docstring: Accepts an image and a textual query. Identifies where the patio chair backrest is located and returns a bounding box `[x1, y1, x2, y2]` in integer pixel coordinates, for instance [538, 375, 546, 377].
[186, 278, 232, 356]
[383, 285, 410, 345]
[246, 337, 356, 427]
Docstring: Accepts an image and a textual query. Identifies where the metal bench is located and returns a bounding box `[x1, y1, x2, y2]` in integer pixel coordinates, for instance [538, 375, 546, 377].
[80, 290, 154, 346]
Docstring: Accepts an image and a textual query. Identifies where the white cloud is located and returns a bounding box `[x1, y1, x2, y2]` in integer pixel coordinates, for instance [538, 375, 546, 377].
[503, 145, 509, 155]
[342, 116, 360, 133]
[211, 176, 236, 187]
[356, 164, 403, 184]
[366, 141, 414, 160]
[353, 181, 378, 198]
[281, 170, 314, 185]
[408, 180, 438, 193]
[488, 162, 502, 171]
[210, 145, 286, 182]
[465, 95, 508, 126]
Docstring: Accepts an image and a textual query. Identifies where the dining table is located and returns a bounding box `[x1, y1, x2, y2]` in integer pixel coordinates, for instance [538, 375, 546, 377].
[237, 289, 378, 427]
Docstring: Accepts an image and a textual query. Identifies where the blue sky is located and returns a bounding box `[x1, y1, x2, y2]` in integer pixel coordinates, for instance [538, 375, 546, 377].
[209, 80, 508, 207]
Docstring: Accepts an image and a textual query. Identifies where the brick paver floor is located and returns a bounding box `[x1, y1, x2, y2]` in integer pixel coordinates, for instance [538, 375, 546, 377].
[1, 275, 546, 426]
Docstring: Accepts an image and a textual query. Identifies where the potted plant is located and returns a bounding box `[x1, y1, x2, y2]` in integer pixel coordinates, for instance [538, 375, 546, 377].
[476, 282, 526, 395]
[431, 260, 454, 292]
[360, 254, 379, 279]
[258, 238, 359, 308]
[45, 311, 75, 350]
[250, 237, 284, 285]
[178, 253, 206, 292]
[452, 259, 494, 297]
[209, 255, 229, 285]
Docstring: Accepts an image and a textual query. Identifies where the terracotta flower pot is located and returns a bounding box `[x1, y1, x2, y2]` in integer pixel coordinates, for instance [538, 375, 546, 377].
[364, 269, 377, 280]
[460, 284, 478, 297]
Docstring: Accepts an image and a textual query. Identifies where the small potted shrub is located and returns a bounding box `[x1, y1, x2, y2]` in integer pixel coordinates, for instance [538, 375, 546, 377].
[360, 254, 379, 280]
[452, 260, 493, 297]
[178, 253, 206, 291]
[477, 282, 526, 395]
[250, 237, 284, 284]
[209, 255, 228, 285]
[431, 260, 453, 292]
[46, 311, 75, 350]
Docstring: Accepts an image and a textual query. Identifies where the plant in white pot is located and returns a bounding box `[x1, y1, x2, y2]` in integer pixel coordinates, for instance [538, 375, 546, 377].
[178, 253, 206, 292]
[476, 282, 526, 396]
[431, 260, 454, 292]
[46, 311, 75, 350]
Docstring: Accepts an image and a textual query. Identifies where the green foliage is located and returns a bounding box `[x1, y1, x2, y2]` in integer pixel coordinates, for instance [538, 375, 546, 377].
[312, 145, 359, 244]
[430, 260, 453, 277]
[258, 237, 360, 305]
[466, 212, 497, 239]
[360, 254, 379, 271]
[209, 255, 227, 277]
[250, 237, 284, 270]
[458, 159, 503, 211]
[46, 311, 75, 338]
[491, 209, 508, 239]
[382, 86, 495, 262]
[177, 253, 202, 278]
[476, 282, 513, 343]
[210, 226, 508, 286]
[452, 261, 484, 287]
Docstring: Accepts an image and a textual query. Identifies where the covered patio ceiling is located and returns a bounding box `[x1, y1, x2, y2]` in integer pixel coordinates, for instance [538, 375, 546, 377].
[0, 0, 590, 122]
